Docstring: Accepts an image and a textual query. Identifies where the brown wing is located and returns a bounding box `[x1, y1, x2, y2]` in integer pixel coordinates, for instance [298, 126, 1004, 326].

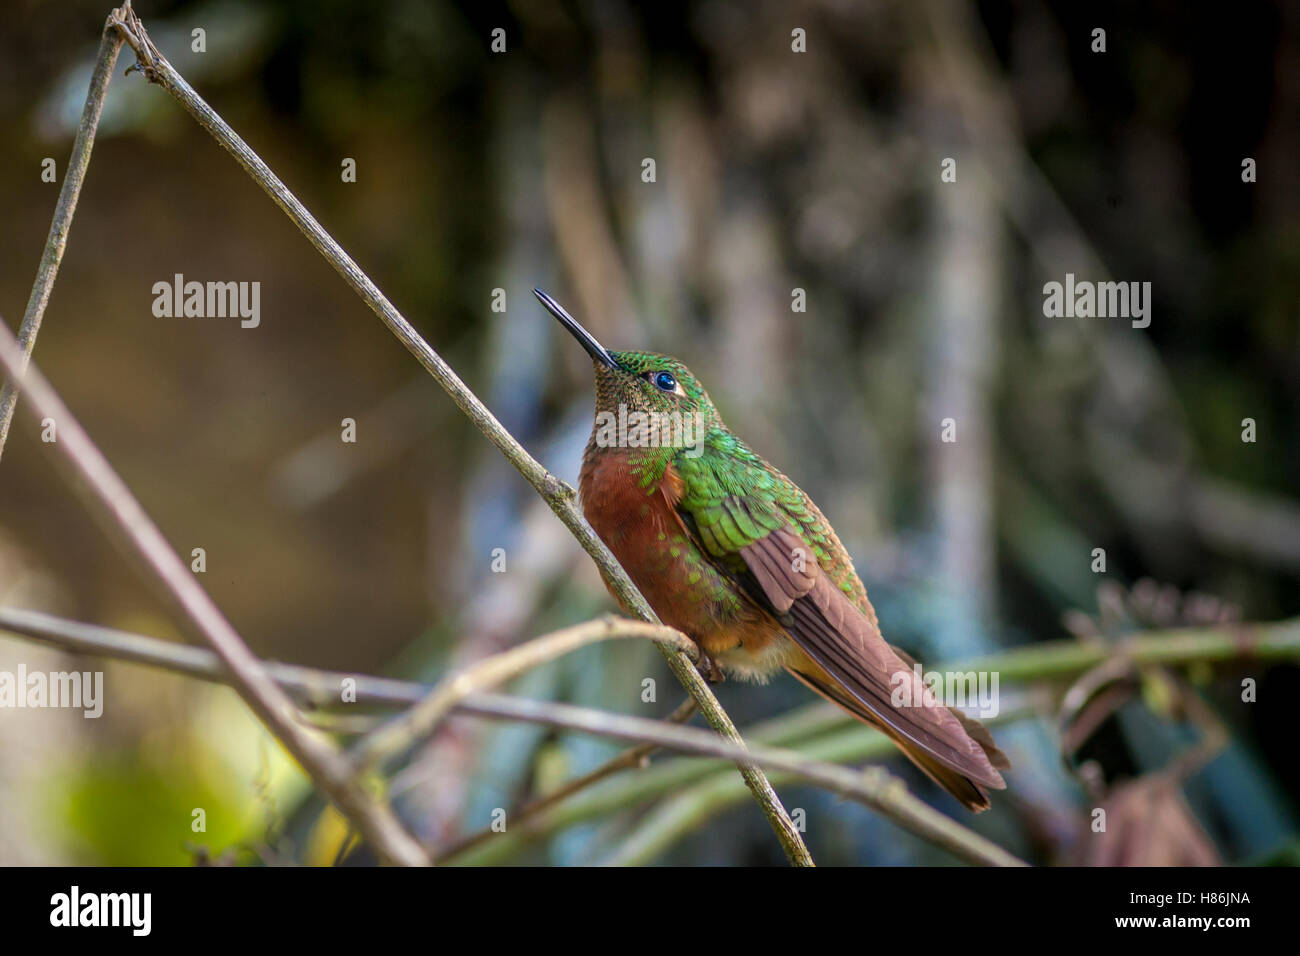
[740, 525, 1007, 791]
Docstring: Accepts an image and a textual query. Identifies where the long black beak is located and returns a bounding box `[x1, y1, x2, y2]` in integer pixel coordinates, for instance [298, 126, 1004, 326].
[533, 288, 620, 370]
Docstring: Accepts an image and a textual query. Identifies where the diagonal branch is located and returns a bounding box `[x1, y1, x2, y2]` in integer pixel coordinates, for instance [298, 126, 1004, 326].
[0, 18, 124, 462]
[103, 0, 811, 865]
[0, 321, 429, 867]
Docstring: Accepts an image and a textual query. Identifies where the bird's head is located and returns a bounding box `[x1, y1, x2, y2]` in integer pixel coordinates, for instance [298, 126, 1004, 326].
[535, 289, 722, 441]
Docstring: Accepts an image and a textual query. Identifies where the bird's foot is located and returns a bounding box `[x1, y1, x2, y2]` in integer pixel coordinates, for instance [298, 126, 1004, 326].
[696, 651, 725, 684]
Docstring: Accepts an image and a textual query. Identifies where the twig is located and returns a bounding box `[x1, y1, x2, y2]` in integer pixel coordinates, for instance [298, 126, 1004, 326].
[11, 605, 1294, 713]
[104, 0, 810, 866]
[351, 616, 697, 771]
[433, 698, 698, 863]
[0, 325, 429, 867]
[0, 606, 1022, 866]
[0, 19, 123, 463]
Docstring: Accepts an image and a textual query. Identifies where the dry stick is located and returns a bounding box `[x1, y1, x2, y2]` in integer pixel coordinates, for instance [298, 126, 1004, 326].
[11, 604, 1297, 714]
[104, 2, 812, 866]
[0, 605, 434, 706]
[0, 324, 428, 867]
[0, 607, 1023, 866]
[0, 21, 123, 463]
[352, 616, 697, 771]
[433, 697, 699, 864]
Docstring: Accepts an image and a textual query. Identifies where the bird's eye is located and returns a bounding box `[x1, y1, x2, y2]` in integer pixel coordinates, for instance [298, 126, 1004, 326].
[652, 371, 678, 392]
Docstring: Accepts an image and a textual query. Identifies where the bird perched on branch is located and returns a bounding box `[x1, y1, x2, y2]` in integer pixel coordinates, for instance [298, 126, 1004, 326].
[536, 289, 1008, 811]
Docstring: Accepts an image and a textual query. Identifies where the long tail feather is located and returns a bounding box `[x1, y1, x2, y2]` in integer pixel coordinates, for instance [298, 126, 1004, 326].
[787, 663, 1006, 812]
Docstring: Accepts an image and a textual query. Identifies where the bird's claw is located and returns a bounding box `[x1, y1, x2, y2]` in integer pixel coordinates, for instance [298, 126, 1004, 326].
[696, 651, 725, 684]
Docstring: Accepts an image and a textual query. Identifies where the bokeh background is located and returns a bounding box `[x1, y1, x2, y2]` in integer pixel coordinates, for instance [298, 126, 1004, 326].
[0, 0, 1297, 865]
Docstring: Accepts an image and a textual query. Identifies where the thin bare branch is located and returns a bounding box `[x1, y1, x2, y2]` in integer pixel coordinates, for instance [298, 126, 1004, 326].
[12, 603, 1295, 712]
[0, 19, 123, 462]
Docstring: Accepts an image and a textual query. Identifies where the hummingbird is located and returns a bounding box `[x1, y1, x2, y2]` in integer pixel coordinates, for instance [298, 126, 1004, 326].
[535, 289, 1009, 811]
